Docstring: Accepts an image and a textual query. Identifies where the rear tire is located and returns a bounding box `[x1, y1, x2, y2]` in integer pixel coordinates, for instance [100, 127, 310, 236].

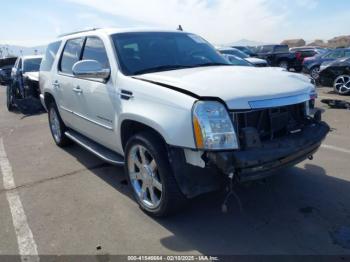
[48, 102, 71, 147]
[6, 85, 14, 112]
[125, 131, 186, 217]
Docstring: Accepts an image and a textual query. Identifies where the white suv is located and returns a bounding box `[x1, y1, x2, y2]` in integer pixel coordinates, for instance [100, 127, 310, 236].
[40, 28, 329, 216]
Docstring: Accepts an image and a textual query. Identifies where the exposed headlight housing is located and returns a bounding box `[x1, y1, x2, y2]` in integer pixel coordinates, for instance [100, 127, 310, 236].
[192, 101, 239, 150]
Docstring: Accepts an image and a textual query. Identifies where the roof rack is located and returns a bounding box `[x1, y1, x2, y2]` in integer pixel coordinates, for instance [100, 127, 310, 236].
[58, 28, 100, 38]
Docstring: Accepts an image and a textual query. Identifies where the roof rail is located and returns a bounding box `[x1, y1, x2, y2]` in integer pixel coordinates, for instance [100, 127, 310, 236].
[58, 28, 100, 38]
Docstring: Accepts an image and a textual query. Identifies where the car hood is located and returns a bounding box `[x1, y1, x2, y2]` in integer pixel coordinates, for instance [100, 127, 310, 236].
[23, 72, 39, 82]
[136, 66, 314, 109]
[246, 57, 267, 64]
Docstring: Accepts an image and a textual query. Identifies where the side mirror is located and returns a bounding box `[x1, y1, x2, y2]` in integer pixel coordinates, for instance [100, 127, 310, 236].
[72, 60, 110, 80]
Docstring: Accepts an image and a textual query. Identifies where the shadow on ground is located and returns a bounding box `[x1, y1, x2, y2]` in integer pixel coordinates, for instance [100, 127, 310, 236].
[63, 144, 350, 255]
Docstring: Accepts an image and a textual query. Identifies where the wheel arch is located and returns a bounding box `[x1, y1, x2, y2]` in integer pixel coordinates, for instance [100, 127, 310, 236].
[120, 118, 168, 151]
[44, 91, 56, 108]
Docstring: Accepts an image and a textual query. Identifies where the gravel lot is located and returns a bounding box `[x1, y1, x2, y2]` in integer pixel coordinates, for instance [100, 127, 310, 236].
[0, 85, 350, 258]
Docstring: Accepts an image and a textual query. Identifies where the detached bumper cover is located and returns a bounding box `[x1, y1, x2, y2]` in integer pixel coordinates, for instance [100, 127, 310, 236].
[208, 121, 330, 182]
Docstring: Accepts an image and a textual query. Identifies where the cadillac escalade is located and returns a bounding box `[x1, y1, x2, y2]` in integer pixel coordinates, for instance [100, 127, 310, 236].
[39, 28, 329, 217]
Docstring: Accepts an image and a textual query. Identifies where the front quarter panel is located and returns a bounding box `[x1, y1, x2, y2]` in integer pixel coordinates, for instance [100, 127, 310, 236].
[116, 75, 197, 150]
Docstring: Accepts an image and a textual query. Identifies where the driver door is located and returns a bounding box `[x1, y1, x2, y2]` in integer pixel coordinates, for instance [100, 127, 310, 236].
[71, 36, 118, 150]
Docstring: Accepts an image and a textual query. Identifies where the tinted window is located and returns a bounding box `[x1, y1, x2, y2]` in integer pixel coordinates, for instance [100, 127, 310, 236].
[112, 32, 229, 75]
[23, 58, 42, 72]
[82, 37, 110, 69]
[344, 50, 350, 58]
[274, 45, 289, 52]
[60, 38, 84, 74]
[40, 41, 62, 72]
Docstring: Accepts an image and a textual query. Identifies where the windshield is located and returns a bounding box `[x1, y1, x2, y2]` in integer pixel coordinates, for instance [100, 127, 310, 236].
[23, 58, 42, 73]
[220, 49, 249, 59]
[112, 32, 230, 75]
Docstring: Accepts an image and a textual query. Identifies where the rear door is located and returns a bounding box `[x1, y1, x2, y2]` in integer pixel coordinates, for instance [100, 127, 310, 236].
[39, 40, 62, 95]
[56, 37, 85, 127]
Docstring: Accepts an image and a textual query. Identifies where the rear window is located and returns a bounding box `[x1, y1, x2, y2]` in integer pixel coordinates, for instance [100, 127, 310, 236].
[40, 41, 62, 72]
[60, 38, 85, 74]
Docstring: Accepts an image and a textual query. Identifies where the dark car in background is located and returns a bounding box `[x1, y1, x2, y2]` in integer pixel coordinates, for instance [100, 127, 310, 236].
[0, 57, 17, 85]
[218, 47, 268, 67]
[255, 45, 303, 72]
[231, 46, 258, 57]
[7, 55, 43, 111]
[318, 57, 350, 95]
[303, 48, 350, 80]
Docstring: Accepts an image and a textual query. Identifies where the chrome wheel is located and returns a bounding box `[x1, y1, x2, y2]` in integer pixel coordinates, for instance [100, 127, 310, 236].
[334, 75, 350, 95]
[49, 107, 62, 142]
[127, 145, 163, 209]
[310, 67, 320, 80]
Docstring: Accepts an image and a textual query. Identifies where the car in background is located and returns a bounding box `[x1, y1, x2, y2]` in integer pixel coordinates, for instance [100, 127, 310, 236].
[221, 54, 253, 66]
[318, 57, 350, 95]
[231, 46, 258, 57]
[255, 45, 303, 72]
[7, 55, 43, 111]
[290, 47, 329, 64]
[218, 47, 268, 67]
[0, 57, 17, 85]
[303, 48, 350, 80]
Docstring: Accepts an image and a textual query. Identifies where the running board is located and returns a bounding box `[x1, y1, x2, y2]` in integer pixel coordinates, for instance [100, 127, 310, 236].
[65, 130, 125, 166]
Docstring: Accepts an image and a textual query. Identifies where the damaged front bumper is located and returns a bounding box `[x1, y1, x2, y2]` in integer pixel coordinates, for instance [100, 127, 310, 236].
[208, 120, 330, 182]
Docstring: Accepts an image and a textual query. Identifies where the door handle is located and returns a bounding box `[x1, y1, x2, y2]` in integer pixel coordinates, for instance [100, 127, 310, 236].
[73, 86, 83, 94]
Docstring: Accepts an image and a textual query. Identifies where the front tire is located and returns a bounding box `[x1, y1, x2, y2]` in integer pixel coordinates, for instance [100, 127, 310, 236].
[48, 102, 71, 147]
[333, 75, 350, 95]
[125, 132, 186, 217]
[6, 85, 14, 111]
[310, 66, 320, 80]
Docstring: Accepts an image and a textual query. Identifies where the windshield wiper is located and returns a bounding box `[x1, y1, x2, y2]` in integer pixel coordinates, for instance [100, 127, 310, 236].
[133, 65, 193, 75]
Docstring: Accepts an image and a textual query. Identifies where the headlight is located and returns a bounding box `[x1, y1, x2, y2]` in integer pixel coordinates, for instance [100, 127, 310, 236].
[192, 101, 239, 150]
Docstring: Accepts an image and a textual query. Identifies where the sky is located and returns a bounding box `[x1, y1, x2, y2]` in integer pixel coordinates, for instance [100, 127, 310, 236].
[0, 0, 349, 47]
